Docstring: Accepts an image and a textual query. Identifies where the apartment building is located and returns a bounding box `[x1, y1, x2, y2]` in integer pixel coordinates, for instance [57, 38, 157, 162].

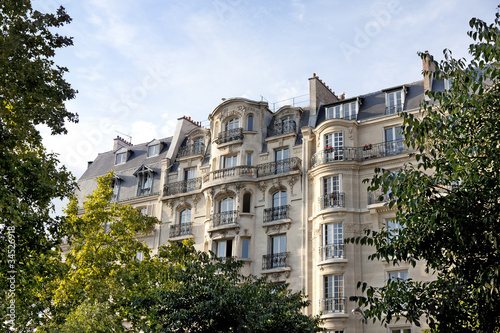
[75, 61, 440, 332]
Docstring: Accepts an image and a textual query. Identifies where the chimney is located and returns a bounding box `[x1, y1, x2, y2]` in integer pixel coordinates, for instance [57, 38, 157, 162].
[113, 136, 132, 150]
[422, 51, 436, 93]
[309, 73, 339, 116]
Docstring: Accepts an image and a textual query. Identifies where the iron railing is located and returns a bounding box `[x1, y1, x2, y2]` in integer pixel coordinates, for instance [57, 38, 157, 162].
[215, 128, 243, 144]
[177, 143, 205, 158]
[257, 157, 301, 177]
[319, 244, 345, 260]
[169, 222, 192, 238]
[263, 205, 290, 222]
[163, 177, 202, 196]
[204, 166, 257, 182]
[319, 192, 345, 210]
[269, 121, 296, 136]
[385, 104, 403, 114]
[310, 139, 410, 168]
[211, 210, 238, 228]
[367, 190, 391, 205]
[319, 297, 346, 313]
[262, 252, 289, 270]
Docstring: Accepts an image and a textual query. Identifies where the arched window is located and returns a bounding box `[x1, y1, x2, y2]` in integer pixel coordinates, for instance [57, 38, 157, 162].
[180, 209, 191, 225]
[225, 117, 240, 131]
[247, 115, 254, 131]
[215, 197, 236, 226]
[242, 193, 251, 213]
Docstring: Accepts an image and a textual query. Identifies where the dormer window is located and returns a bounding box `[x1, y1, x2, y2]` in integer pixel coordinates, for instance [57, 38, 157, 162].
[134, 165, 155, 196]
[110, 176, 121, 201]
[148, 144, 160, 157]
[146, 139, 162, 157]
[384, 86, 407, 114]
[326, 101, 358, 120]
[114, 147, 129, 165]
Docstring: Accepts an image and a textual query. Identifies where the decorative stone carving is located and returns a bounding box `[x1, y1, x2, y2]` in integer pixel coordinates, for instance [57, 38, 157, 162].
[288, 176, 298, 196]
[349, 126, 354, 140]
[258, 181, 267, 201]
[192, 194, 200, 213]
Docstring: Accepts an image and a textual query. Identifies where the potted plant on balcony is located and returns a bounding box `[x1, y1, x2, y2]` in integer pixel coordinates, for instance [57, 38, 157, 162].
[329, 192, 337, 200]
[363, 143, 372, 151]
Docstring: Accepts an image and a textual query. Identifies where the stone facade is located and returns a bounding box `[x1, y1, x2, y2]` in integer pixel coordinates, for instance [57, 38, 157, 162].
[75, 68, 440, 332]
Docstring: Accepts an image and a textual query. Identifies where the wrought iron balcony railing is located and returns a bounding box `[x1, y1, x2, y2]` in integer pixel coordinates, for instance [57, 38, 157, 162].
[385, 104, 403, 114]
[270, 121, 296, 136]
[367, 190, 391, 205]
[169, 222, 192, 238]
[262, 252, 289, 270]
[203, 166, 257, 183]
[163, 177, 202, 196]
[319, 244, 345, 260]
[215, 128, 243, 144]
[319, 297, 346, 314]
[319, 192, 345, 210]
[177, 143, 205, 158]
[210, 210, 238, 228]
[263, 205, 290, 222]
[257, 157, 301, 177]
[310, 139, 410, 168]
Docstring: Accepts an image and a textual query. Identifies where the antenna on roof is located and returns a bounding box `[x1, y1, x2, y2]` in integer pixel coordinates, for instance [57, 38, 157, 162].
[116, 131, 132, 143]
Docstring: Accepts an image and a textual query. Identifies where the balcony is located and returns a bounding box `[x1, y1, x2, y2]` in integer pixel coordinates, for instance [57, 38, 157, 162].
[163, 178, 202, 196]
[319, 192, 345, 210]
[169, 222, 192, 238]
[367, 190, 391, 205]
[319, 297, 346, 314]
[177, 143, 205, 158]
[262, 252, 289, 270]
[210, 210, 238, 228]
[215, 128, 243, 144]
[257, 157, 301, 177]
[319, 244, 345, 261]
[310, 139, 411, 169]
[203, 166, 257, 183]
[263, 205, 290, 222]
[269, 121, 296, 137]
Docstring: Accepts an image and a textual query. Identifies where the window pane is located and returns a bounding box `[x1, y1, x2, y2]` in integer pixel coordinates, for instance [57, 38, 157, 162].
[246, 153, 252, 166]
[241, 239, 249, 259]
[247, 115, 253, 131]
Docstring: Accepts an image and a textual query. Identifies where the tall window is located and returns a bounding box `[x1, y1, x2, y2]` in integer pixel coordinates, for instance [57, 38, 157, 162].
[247, 115, 254, 131]
[241, 238, 250, 259]
[225, 118, 240, 131]
[184, 167, 197, 191]
[323, 222, 343, 259]
[271, 234, 286, 255]
[271, 191, 287, 220]
[215, 239, 233, 258]
[246, 152, 252, 166]
[387, 218, 403, 241]
[217, 197, 235, 225]
[386, 90, 403, 114]
[242, 193, 251, 213]
[275, 148, 289, 174]
[344, 101, 357, 120]
[323, 175, 342, 208]
[324, 274, 344, 313]
[281, 116, 295, 134]
[324, 132, 343, 160]
[193, 137, 204, 154]
[385, 126, 404, 154]
[111, 178, 120, 201]
[180, 209, 191, 225]
[136, 169, 153, 196]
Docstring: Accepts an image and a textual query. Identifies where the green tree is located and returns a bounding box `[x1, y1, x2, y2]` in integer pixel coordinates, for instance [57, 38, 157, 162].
[43, 172, 157, 330]
[348, 10, 500, 333]
[0, 1, 77, 330]
[59, 300, 125, 333]
[124, 240, 322, 333]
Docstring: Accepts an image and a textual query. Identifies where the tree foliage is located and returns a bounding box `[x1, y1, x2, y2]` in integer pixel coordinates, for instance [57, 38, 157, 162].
[0, 1, 77, 330]
[43, 172, 157, 330]
[124, 240, 322, 333]
[348, 9, 500, 333]
[43, 173, 321, 332]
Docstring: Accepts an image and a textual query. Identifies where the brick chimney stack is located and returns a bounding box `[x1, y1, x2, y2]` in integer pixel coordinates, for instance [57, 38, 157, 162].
[113, 136, 132, 151]
[422, 51, 436, 93]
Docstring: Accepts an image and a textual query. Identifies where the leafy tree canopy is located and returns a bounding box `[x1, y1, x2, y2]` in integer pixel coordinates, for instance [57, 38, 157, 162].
[348, 9, 500, 333]
[0, 0, 77, 330]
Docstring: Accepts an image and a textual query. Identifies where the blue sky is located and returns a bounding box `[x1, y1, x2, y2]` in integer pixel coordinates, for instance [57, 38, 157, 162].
[37, 0, 497, 182]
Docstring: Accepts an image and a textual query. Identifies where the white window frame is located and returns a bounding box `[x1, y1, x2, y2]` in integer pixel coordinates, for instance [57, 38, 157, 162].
[240, 238, 250, 259]
[323, 274, 344, 313]
[215, 239, 233, 258]
[115, 152, 127, 165]
[388, 270, 409, 282]
[270, 234, 286, 255]
[225, 117, 240, 131]
[323, 222, 343, 259]
[323, 175, 342, 196]
[147, 144, 160, 157]
[385, 90, 404, 114]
